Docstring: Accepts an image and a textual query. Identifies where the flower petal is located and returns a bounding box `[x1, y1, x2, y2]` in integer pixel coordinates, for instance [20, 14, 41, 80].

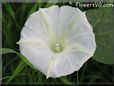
[65, 33, 96, 71]
[18, 5, 59, 45]
[67, 50, 92, 71]
[39, 5, 59, 34]
[24, 12, 49, 42]
[67, 12, 93, 38]
[19, 44, 55, 77]
[52, 53, 75, 78]
[68, 32, 96, 55]
[17, 27, 49, 46]
[58, 6, 92, 38]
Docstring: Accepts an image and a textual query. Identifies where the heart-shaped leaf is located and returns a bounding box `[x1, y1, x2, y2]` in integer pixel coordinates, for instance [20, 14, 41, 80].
[86, 7, 114, 64]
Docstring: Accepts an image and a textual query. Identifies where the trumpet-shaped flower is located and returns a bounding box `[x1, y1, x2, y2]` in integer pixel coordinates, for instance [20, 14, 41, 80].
[17, 5, 96, 78]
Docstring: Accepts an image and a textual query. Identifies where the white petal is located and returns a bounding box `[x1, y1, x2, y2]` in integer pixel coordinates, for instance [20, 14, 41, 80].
[67, 50, 92, 71]
[24, 12, 49, 42]
[52, 53, 75, 78]
[17, 27, 48, 46]
[19, 44, 55, 77]
[39, 5, 59, 34]
[67, 32, 96, 55]
[58, 6, 92, 38]
[67, 12, 93, 38]
[18, 6, 60, 45]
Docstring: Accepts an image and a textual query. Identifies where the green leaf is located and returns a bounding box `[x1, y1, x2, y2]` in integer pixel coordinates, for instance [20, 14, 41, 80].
[4, 4, 19, 28]
[1, 48, 37, 83]
[28, 4, 38, 16]
[0, 48, 15, 54]
[45, 0, 58, 7]
[0, 48, 34, 69]
[4, 4, 15, 20]
[6, 61, 27, 84]
[86, 7, 114, 64]
[60, 76, 75, 85]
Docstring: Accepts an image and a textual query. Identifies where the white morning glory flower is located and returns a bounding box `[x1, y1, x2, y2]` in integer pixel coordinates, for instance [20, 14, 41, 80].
[17, 5, 96, 79]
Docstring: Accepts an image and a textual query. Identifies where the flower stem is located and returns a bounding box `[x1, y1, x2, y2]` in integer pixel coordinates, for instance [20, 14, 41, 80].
[77, 71, 79, 85]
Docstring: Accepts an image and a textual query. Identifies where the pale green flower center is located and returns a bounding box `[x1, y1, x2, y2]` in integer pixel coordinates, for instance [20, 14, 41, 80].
[50, 38, 65, 53]
[53, 43, 63, 53]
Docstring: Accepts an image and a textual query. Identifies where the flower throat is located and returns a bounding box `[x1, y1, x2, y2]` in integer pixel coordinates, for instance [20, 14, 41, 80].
[52, 41, 65, 53]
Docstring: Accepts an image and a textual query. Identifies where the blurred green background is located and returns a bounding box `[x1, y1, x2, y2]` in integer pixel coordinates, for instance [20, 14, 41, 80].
[2, 1, 114, 85]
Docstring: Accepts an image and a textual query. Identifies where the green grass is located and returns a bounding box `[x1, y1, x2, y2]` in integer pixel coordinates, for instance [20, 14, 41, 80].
[2, 2, 114, 85]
